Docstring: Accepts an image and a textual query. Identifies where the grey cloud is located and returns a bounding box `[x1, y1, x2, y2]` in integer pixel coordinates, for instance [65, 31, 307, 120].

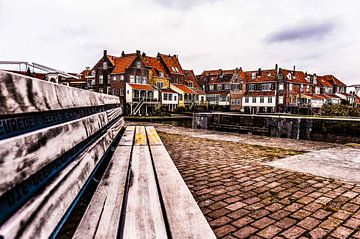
[266, 20, 336, 43]
[151, 0, 220, 9]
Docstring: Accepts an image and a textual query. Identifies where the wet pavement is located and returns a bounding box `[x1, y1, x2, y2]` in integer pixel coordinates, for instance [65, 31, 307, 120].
[145, 123, 360, 239]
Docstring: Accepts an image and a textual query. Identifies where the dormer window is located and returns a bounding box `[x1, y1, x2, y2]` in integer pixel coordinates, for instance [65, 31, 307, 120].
[136, 61, 141, 69]
[251, 72, 256, 80]
[103, 62, 107, 70]
[159, 72, 164, 78]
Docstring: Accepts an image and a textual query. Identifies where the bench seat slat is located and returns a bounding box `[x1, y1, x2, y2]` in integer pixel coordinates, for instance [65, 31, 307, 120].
[0, 109, 123, 198]
[73, 145, 132, 239]
[134, 126, 147, 146]
[0, 70, 119, 116]
[119, 126, 135, 146]
[0, 120, 124, 239]
[123, 143, 167, 239]
[145, 126, 163, 146]
[148, 129, 216, 239]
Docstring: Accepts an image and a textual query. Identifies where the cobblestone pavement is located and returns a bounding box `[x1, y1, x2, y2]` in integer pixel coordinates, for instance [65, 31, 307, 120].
[159, 131, 360, 239]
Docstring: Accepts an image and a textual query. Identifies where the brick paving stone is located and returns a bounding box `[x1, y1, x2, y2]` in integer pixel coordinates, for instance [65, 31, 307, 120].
[233, 226, 258, 238]
[251, 217, 275, 229]
[353, 231, 360, 238]
[157, 131, 360, 239]
[226, 202, 247, 211]
[343, 217, 360, 229]
[214, 224, 237, 238]
[297, 217, 321, 230]
[281, 225, 306, 238]
[330, 226, 353, 239]
[257, 225, 282, 238]
[210, 216, 233, 228]
[275, 217, 297, 229]
[232, 216, 254, 228]
[309, 227, 329, 239]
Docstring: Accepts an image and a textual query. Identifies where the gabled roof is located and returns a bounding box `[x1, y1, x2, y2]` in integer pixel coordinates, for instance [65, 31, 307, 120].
[317, 76, 333, 87]
[279, 69, 310, 84]
[184, 69, 201, 88]
[112, 55, 137, 74]
[322, 75, 347, 87]
[161, 88, 176, 93]
[143, 56, 169, 78]
[158, 54, 184, 75]
[244, 69, 277, 83]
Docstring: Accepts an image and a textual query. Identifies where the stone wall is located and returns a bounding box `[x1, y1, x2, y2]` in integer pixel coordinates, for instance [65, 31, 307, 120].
[193, 113, 360, 143]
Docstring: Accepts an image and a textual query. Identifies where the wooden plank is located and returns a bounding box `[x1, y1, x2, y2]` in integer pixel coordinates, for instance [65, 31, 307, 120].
[73, 145, 133, 239]
[119, 126, 135, 146]
[123, 145, 167, 239]
[0, 70, 119, 116]
[150, 143, 216, 239]
[0, 111, 113, 198]
[106, 107, 123, 122]
[0, 119, 124, 239]
[145, 126, 162, 146]
[134, 126, 147, 146]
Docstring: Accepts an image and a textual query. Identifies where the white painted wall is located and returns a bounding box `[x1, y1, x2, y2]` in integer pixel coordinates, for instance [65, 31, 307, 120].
[162, 92, 178, 105]
[126, 83, 133, 103]
[311, 99, 324, 108]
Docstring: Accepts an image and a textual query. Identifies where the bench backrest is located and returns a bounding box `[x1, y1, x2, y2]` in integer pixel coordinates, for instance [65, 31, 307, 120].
[0, 70, 125, 239]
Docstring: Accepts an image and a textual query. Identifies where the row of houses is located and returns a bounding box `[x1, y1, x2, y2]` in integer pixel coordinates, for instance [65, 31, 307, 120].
[82, 50, 207, 115]
[198, 66, 360, 114]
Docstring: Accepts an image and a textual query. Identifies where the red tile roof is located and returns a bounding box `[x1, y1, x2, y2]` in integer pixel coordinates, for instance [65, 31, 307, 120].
[143, 56, 169, 78]
[112, 55, 137, 74]
[192, 88, 206, 95]
[128, 84, 154, 91]
[173, 84, 195, 94]
[161, 88, 176, 93]
[184, 70, 201, 88]
[317, 76, 333, 87]
[158, 54, 184, 75]
[322, 75, 347, 87]
[244, 69, 277, 83]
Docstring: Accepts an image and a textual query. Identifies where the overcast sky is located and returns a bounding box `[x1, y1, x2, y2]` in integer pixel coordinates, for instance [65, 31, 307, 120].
[0, 0, 359, 84]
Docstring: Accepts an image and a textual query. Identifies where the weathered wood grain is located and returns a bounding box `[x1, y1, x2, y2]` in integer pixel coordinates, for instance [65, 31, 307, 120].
[0, 119, 124, 239]
[0, 111, 123, 197]
[106, 107, 123, 122]
[134, 126, 147, 146]
[73, 127, 134, 239]
[148, 129, 216, 239]
[119, 126, 135, 146]
[0, 70, 119, 115]
[123, 145, 167, 239]
[145, 126, 162, 146]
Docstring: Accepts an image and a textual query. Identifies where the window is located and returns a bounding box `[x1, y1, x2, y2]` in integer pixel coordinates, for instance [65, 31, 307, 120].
[136, 61, 141, 69]
[236, 99, 241, 105]
[306, 85, 310, 92]
[174, 95, 177, 101]
[249, 84, 256, 91]
[99, 88, 103, 93]
[134, 90, 139, 98]
[120, 75, 124, 81]
[251, 72, 256, 79]
[289, 83, 293, 91]
[159, 72, 164, 78]
[120, 89, 124, 96]
[112, 75, 117, 81]
[252, 97, 256, 103]
[262, 83, 272, 91]
[279, 84, 284, 91]
[179, 94, 183, 100]
[156, 82, 164, 88]
[260, 97, 264, 103]
[169, 94, 173, 101]
[135, 76, 142, 84]
[112, 88, 116, 95]
[217, 84, 222, 91]
[224, 84, 230, 90]
[103, 62, 107, 70]
[99, 74, 103, 84]
[294, 96, 297, 104]
[268, 97, 272, 103]
[107, 87, 111, 94]
[245, 97, 249, 103]
[107, 77, 111, 84]
[231, 99, 235, 105]
[90, 79, 95, 85]
[279, 96, 284, 104]
[200, 96, 204, 102]
[209, 85, 214, 90]
[129, 75, 135, 83]
[164, 93, 168, 100]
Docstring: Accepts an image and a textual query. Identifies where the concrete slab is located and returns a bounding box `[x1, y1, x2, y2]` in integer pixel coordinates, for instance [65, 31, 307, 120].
[266, 146, 360, 184]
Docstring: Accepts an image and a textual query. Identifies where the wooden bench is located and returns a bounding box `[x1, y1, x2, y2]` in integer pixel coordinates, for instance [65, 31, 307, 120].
[0, 71, 215, 238]
[73, 125, 216, 239]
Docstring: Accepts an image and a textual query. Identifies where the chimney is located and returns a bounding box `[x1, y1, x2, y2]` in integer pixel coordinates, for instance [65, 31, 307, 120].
[239, 67, 243, 71]
[142, 52, 146, 57]
[258, 68, 261, 76]
[275, 64, 278, 74]
[293, 65, 296, 75]
[121, 51, 125, 57]
[136, 50, 141, 56]
[103, 50, 107, 57]
[86, 66, 90, 71]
